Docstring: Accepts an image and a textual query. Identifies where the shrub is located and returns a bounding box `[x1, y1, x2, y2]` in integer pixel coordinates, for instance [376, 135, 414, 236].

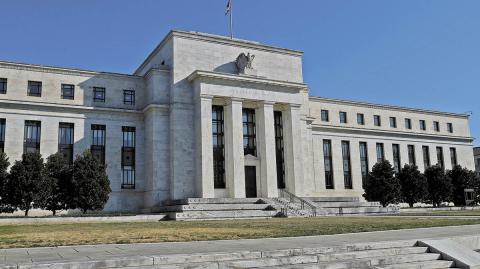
[398, 164, 428, 208]
[447, 165, 478, 206]
[424, 165, 452, 207]
[364, 160, 401, 207]
[0, 152, 14, 213]
[71, 151, 111, 213]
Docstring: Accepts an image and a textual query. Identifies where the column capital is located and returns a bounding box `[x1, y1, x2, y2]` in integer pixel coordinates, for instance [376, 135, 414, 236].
[199, 94, 214, 100]
[262, 101, 276, 106]
[289, 103, 302, 109]
[229, 97, 244, 103]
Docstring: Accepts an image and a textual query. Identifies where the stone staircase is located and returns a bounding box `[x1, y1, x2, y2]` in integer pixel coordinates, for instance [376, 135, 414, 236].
[310, 197, 399, 216]
[134, 240, 459, 268]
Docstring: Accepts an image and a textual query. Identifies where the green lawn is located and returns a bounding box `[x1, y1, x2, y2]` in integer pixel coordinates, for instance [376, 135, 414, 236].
[0, 217, 479, 249]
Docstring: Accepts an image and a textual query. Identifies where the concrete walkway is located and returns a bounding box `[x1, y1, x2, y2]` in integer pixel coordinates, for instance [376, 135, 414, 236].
[2, 224, 480, 267]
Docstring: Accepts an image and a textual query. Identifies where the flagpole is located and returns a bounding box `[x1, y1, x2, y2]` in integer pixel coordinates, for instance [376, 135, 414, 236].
[229, 0, 233, 39]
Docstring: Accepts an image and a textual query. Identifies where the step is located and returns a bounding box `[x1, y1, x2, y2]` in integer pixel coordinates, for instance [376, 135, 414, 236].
[316, 246, 428, 262]
[308, 197, 360, 202]
[322, 207, 396, 215]
[154, 203, 274, 212]
[163, 198, 265, 206]
[219, 255, 319, 268]
[314, 201, 381, 208]
[374, 259, 455, 269]
[169, 210, 278, 220]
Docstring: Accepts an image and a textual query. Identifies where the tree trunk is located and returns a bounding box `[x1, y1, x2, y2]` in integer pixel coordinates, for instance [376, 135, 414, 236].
[52, 210, 56, 216]
[82, 208, 87, 214]
[409, 202, 414, 208]
[24, 209, 29, 216]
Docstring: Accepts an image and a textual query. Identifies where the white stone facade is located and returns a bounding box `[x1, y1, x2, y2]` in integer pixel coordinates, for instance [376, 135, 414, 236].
[0, 31, 474, 212]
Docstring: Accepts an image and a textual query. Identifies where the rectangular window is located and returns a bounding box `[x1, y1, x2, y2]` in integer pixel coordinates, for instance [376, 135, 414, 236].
[434, 121, 440, 132]
[61, 84, 75, 100]
[359, 142, 369, 186]
[392, 144, 401, 173]
[323, 140, 334, 189]
[122, 126, 135, 189]
[419, 120, 426, 131]
[274, 111, 285, 189]
[123, 90, 135, 105]
[93, 87, 105, 102]
[374, 115, 381, 126]
[408, 145, 416, 166]
[91, 124, 106, 164]
[341, 141, 352, 189]
[0, 78, 7, 94]
[0, 119, 5, 153]
[24, 120, 41, 153]
[339, 112, 347, 124]
[405, 118, 412, 129]
[321, 110, 329, 122]
[58, 123, 74, 164]
[27, 81, 42, 97]
[436, 146, 444, 169]
[450, 147, 457, 167]
[242, 108, 256, 156]
[212, 106, 225, 189]
[376, 143, 385, 163]
[447, 123, 453, 133]
[357, 113, 365, 125]
[423, 146, 431, 168]
[390, 117, 397, 128]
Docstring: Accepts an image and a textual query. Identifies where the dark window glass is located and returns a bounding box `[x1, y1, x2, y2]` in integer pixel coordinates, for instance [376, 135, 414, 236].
[323, 140, 334, 189]
[61, 84, 75, 100]
[0, 119, 5, 153]
[392, 144, 401, 173]
[390, 117, 397, 128]
[447, 123, 453, 133]
[339, 112, 347, 124]
[408, 145, 416, 166]
[242, 108, 256, 156]
[374, 115, 381, 126]
[359, 142, 369, 186]
[405, 118, 412, 129]
[212, 106, 225, 188]
[24, 121, 41, 153]
[376, 143, 385, 163]
[436, 146, 444, 169]
[27, 81, 42, 97]
[123, 90, 135, 105]
[58, 123, 74, 164]
[91, 124, 106, 164]
[342, 141, 352, 189]
[0, 78, 7, 94]
[274, 111, 285, 189]
[423, 146, 431, 168]
[122, 126, 135, 189]
[357, 113, 365, 125]
[434, 121, 440, 132]
[93, 87, 105, 102]
[321, 110, 329, 122]
[419, 120, 426, 131]
[450, 147, 457, 167]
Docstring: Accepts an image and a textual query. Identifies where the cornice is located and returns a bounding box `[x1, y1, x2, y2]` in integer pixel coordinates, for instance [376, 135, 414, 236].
[142, 103, 170, 113]
[309, 96, 469, 118]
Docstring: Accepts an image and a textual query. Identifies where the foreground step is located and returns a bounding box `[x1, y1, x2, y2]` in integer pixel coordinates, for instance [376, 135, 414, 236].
[374, 259, 455, 269]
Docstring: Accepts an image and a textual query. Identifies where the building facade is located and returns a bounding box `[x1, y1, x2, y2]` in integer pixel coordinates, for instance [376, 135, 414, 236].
[0, 31, 475, 212]
[474, 147, 480, 174]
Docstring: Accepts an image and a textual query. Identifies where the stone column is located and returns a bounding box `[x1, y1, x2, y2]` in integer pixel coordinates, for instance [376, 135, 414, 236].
[194, 95, 215, 198]
[257, 101, 278, 197]
[224, 98, 246, 198]
[283, 104, 304, 196]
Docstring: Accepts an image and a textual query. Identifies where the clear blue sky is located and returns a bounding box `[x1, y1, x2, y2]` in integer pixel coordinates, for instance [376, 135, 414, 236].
[1, 1, 479, 145]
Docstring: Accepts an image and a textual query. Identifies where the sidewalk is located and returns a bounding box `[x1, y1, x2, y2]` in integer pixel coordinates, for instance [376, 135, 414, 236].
[2, 224, 480, 267]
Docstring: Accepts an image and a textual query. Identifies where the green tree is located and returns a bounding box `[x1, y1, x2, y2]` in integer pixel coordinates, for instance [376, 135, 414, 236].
[398, 164, 428, 208]
[447, 165, 478, 206]
[71, 151, 111, 213]
[424, 165, 452, 207]
[37, 153, 73, 216]
[0, 152, 14, 213]
[4, 153, 44, 216]
[364, 160, 401, 207]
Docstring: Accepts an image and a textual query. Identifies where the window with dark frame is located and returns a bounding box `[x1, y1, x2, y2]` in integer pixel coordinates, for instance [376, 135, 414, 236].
[58, 123, 74, 164]
[274, 111, 285, 189]
[408, 145, 416, 166]
[123, 90, 135, 105]
[91, 124, 106, 164]
[27, 81, 42, 97]
[392, 144, 401, 173]
[339, 112, 347, 124]
[405, 118, 412, 129]
[450, 147, 457, 167]
[122, 126, 136, 189]
[323, 139, 334, 189]
[0, 119, 5, 153]
[24, 120, 41, 154]
[242, 108, 256, 156]
[61, 84, 75, 100]
[436, 146, 444, 169]
[93, 87, 105, 102]
[434, 121, 440, 132]
[321, 110, 329, 122]
[423, 146, 431, 168]
[374, 115, 381, 127]
[390, 117, 397, 128]
[359, 142, 369, 186]
[376, 143, 385, 163]
[447, 123, 453, 133]
[357, 113, 365, 125]
[212, 106, 225, 189]
[0, 78, 7, 94]
[341, 141, 352, 189]
[419, 120, 426, 131]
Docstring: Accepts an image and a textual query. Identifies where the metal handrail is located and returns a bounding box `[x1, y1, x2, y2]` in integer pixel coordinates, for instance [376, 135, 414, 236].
[278, 189, 317, 217]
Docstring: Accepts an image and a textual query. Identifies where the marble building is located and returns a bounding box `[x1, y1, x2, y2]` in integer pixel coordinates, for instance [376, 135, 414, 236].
[0, 30, 475, 212]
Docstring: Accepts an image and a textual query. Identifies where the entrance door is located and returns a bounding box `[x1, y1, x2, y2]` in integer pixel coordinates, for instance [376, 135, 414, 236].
[244, 166, 257, 198]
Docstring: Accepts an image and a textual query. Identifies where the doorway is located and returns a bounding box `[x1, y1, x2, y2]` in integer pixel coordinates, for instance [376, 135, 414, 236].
[244, 166, 257, 198]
